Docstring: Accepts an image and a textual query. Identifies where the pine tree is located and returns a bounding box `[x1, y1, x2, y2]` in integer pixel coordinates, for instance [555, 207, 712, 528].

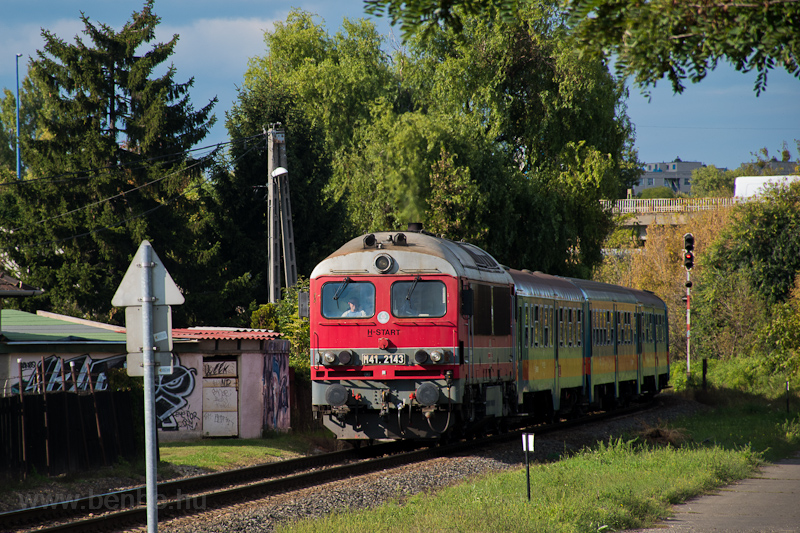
[0, 1, 216, 322]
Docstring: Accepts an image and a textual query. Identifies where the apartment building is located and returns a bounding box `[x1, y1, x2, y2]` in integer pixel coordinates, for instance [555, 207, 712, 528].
[633, 160, 704, 196]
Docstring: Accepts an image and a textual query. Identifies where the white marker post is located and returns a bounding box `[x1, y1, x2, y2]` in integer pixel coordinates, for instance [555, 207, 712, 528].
[522, 433, 534, 501]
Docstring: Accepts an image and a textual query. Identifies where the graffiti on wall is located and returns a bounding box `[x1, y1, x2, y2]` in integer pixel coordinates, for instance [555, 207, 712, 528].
[11, 353, 197, 430]
[156, 359, 197, 431]
[263, 353, 290, 430]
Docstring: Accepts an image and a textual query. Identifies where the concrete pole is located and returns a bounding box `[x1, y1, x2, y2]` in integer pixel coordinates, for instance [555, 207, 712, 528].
[267, 127, 287, 303]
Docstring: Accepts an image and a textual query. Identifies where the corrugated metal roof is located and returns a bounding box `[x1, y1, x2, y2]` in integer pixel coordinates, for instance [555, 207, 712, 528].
[1, 309, 126, 344]
[0, 310, 282, 345]
[171, 328, 282, 341]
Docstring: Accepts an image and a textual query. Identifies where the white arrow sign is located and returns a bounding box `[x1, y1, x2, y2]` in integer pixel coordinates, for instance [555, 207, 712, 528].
[112, 240, 184, 307]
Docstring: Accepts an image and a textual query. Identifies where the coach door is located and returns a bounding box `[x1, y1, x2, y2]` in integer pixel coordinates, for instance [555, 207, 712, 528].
[202, 358, 239, 437]
[636, 304, 643, 395]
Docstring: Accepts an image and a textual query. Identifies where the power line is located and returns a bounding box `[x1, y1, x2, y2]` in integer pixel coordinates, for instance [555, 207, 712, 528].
[0, 141, 263, 253]
[0, 133, 266, 188]
[7, 153, 215, 233]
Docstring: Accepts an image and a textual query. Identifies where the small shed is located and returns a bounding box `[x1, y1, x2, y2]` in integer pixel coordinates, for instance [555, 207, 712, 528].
[160, 328, 289, 441]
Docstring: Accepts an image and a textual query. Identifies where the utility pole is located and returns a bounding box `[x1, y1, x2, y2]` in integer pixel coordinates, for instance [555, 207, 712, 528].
[266, 125, 297, 303]
[683, 233, 695, 378]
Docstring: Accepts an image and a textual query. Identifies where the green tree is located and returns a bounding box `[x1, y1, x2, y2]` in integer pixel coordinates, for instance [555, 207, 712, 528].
[0, 75, 53, 179]
[704, 180, 800, 305]
[758, 275, 800, 375]
[251, 277, 311, 375]
[365, 1, 800, 95]
[690, 165, 735, 197]
[566, 0, 800, 95]
[237, 7, 636, 279]
[425, 147, 488, 242]
[365, 0, 526, 39]
[0, 1, 216, 323]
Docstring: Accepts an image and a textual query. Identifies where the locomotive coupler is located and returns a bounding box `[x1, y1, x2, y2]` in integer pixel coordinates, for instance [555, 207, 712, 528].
[379, 389, 391, 418]
[332, 406, 350, 420]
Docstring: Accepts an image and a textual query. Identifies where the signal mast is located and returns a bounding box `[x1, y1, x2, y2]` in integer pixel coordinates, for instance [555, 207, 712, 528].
[683, 233, 695, 377]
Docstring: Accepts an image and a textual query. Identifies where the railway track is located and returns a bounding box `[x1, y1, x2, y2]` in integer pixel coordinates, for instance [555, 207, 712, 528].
[2, 403, 651, 533]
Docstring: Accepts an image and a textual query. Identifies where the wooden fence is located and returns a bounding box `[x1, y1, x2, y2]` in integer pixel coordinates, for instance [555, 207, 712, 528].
[0, 386, 143, 479]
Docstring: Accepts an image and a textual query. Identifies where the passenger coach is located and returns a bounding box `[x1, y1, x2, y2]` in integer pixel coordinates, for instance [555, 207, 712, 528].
[310, 227, 669, 441]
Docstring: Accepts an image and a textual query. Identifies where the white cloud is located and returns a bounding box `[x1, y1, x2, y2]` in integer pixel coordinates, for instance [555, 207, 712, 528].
[160, 17, 275, 80]
[0, 19, 84, 77]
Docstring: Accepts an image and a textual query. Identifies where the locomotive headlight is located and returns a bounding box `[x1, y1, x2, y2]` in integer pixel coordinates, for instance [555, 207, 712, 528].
[323, 351, 336, 364]
[374, 253, 394, 273]
[338, 350, 352, 365]
[414, 350, 428, 364]
[430, 350, 443, 363]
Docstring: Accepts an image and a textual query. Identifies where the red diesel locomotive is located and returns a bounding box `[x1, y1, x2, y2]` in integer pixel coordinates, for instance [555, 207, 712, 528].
[310, 227, 669, 441]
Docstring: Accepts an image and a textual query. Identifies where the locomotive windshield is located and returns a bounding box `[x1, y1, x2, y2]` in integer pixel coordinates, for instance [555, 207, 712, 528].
[391, 280, 447, 318]
[321, 281, 376, 318]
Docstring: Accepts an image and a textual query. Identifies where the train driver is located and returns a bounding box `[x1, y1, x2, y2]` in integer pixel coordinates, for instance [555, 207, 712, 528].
[342, 297, 367, 317]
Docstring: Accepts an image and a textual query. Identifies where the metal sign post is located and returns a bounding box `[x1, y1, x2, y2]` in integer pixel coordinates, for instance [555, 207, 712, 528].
[112, 241, 184, 533]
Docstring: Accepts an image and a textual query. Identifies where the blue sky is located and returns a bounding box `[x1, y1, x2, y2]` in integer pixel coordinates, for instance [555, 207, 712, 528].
[2, 0, 798, 171]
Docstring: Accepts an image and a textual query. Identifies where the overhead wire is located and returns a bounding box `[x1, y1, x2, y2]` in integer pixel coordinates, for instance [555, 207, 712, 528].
[0, 134, 266, 252]
[0, 133, 265, 188]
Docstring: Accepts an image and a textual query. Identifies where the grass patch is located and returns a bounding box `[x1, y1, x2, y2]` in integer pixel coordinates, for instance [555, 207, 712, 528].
[158, 429, 337, 472]
[281, 387, 800, 533]
[283, 438, 760, 533]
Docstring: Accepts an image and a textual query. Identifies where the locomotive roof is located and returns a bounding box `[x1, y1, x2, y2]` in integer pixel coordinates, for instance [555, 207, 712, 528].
[310, 231, 514, 285]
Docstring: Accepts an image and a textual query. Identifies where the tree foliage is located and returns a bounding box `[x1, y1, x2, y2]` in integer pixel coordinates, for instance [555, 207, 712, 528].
[251, 278, 311, 376]
[705, 180, 800, 305]
[364, 1, 800, 95]
[0, 1, 217, 323]
[690, 165, 736, 197]
[232, 7, 637, 277]
[566, 0, 800, 95]
[595, 208, 733, 359]
[364, 0, 526, 39]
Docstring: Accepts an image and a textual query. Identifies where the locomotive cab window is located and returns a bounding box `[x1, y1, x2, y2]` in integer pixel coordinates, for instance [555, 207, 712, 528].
[391, 280, 447, 318]
[321, 280, 376, 318]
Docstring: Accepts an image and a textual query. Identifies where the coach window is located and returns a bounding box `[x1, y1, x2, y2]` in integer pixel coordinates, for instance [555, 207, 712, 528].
[524, 305, 530, 347]
[567, 308, 573, 347]
[534, 305, 540, 347]
[321, 280, 376, 318]
[543, 307, 550, 347]
[577, 309, 582, 347]
[391, 280, 447, 318]
[558, 308, 564, 347]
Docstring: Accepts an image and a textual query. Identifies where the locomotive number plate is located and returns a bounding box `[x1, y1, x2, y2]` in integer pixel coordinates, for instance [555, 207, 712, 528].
[361, 353, 406, 365]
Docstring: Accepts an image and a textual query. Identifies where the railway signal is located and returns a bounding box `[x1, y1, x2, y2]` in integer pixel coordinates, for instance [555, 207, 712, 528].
[682, 233, 695, 378]
[684, 232, 694, 252]
[684, 251, 694, 270]
[683, 233, 695, 270]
